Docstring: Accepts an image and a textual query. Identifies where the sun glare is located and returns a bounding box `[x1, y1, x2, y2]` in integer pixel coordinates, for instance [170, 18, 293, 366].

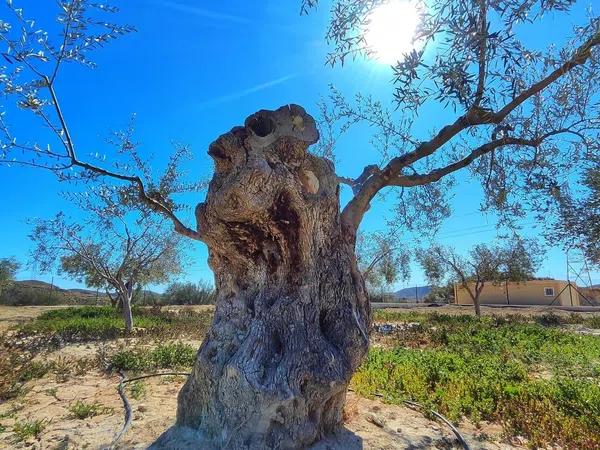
[364, 0, 423, 64]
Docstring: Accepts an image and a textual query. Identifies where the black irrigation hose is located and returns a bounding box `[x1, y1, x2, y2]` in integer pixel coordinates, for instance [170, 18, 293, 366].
[109, 374, 470, 450]
[351, 389, 471, 450]
[402, 399, 471, 450]
[108, 371, 191, 450]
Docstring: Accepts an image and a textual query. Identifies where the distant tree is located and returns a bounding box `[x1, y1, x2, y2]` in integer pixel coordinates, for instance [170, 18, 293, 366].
[0, 257, 20, 296]
[553, 161, 600, 265]
[418, 238, 542, 315]
[356, 231, 409, 291]
[1, 0, 599, 447]
[423, 283, 454, 304]
[29, 187, 188, 332]
[163, 281, 216, 305]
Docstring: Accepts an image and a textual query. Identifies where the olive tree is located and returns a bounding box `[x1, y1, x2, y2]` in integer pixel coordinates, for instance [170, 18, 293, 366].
[29, 186, 188, 332]
[0, 257, 20, 296]
[418, 239, 542, 315]
[553, 159, 600, 265]
[356, 230, 410, 289]
[0, 0, 599, 447]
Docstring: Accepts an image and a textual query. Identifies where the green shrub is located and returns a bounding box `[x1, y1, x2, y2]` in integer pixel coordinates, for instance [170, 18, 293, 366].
[162, 281, 215, 305]
[128, 380, 146, 400]
[110, 342, 196, 372]
[12, 419, 46, 441]
[68, 400, 112, 419]
[356, 311, 600, 448]
[17, 306, 213, 342]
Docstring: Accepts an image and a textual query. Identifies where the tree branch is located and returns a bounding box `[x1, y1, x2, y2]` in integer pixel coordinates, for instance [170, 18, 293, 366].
[340, 29, 600, 237]
[42, 77, 203, 241]
[473, 0, 488, 107]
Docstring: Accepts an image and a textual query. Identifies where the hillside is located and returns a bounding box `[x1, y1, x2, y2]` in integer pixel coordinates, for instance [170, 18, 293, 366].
[2, 280, 108, 306]
[394, 286, 432, 301]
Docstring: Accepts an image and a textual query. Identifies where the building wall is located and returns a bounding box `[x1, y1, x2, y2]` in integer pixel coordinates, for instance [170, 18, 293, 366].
[454, 280, 580, 306]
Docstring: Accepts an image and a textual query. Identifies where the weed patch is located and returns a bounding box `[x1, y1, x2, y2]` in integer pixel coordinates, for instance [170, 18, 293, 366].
[110, 342, 196, 372]
[359, 311, 600, 449]
[68, 401, 113, 419]
[128, 380, 146, 400]
[12, 419, 46, 441]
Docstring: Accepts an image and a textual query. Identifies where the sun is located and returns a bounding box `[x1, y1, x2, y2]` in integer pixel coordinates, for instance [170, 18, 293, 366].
[364, 0, 423, 64]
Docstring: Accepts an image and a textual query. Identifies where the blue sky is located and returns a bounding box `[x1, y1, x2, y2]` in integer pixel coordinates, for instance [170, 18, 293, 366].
[1, 0, 598, 291]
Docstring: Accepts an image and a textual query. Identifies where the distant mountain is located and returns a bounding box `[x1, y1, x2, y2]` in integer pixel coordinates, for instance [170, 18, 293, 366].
[14, 280, 160, 298]
[67, 288, 105, 297]
[17, 279, 60, 290]
[394, 286, 432, 300]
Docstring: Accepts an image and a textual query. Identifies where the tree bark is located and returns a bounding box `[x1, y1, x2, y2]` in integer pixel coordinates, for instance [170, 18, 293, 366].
[153, 105, 370, 449]
[473, 283, 483, 317]
[473, 295, 481, 316]
[118, 282, 134, 333]
[121, 293, 133, 333]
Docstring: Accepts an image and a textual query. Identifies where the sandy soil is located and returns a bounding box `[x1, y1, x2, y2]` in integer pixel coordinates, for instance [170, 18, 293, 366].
[0, 306, 74, 333]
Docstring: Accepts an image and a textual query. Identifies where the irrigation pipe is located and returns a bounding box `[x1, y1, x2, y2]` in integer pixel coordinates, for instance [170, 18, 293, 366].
[108, 371, 191, 450]
[402, 399, 471, 450]
[349, 389, 471, 450]
[109, 374, 470, 450]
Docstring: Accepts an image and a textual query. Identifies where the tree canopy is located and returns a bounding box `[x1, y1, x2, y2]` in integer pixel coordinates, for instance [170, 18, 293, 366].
[0, 257, 20, 294]
[29, 184, 188, 316]
[305, 0, 599, 239]
[418, 237, 543, 313]
[0, 0, 597, 250]
[554, 159, 600, 265]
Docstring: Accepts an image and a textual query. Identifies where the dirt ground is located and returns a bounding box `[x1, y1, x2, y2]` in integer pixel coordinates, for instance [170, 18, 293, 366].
[0, 306, 74, 333]
[373, 303, 600, 318]
[3, 304, 591, 449]
[0, 346, 523, 450]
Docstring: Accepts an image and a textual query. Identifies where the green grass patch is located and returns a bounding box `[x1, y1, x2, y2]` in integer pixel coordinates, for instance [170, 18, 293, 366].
[128, 380, 146, 400]
[17, 361, 52, 382]
[110, 342, 196, 372]
[68, 400, 112, 419]
[357, 311, 600, 449]
[12, 419, 46, 441]
[17, 306, 213, 341]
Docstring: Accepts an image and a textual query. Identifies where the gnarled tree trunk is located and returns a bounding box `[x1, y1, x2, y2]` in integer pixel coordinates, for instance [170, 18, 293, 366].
[153, 105, 370, 449]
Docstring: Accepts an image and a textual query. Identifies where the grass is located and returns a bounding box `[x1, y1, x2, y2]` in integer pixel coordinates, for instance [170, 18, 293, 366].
[17, 361, 52, 382]
[12, 419, 46, 441]
[110, 342, 196, 372]
[6, 305, 600, 449]
[356, 311, 600, 449]
[16, 306, 213, 341]
[128, 380, 146, 400]
[68, 401, 112, 420]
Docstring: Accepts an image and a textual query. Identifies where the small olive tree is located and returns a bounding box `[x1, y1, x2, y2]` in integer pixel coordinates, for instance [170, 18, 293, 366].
[356, 231, 410, 290]
[29, 187, 188, 332]
[0, 257, 20, 296]
[418, 238, 542, 315]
